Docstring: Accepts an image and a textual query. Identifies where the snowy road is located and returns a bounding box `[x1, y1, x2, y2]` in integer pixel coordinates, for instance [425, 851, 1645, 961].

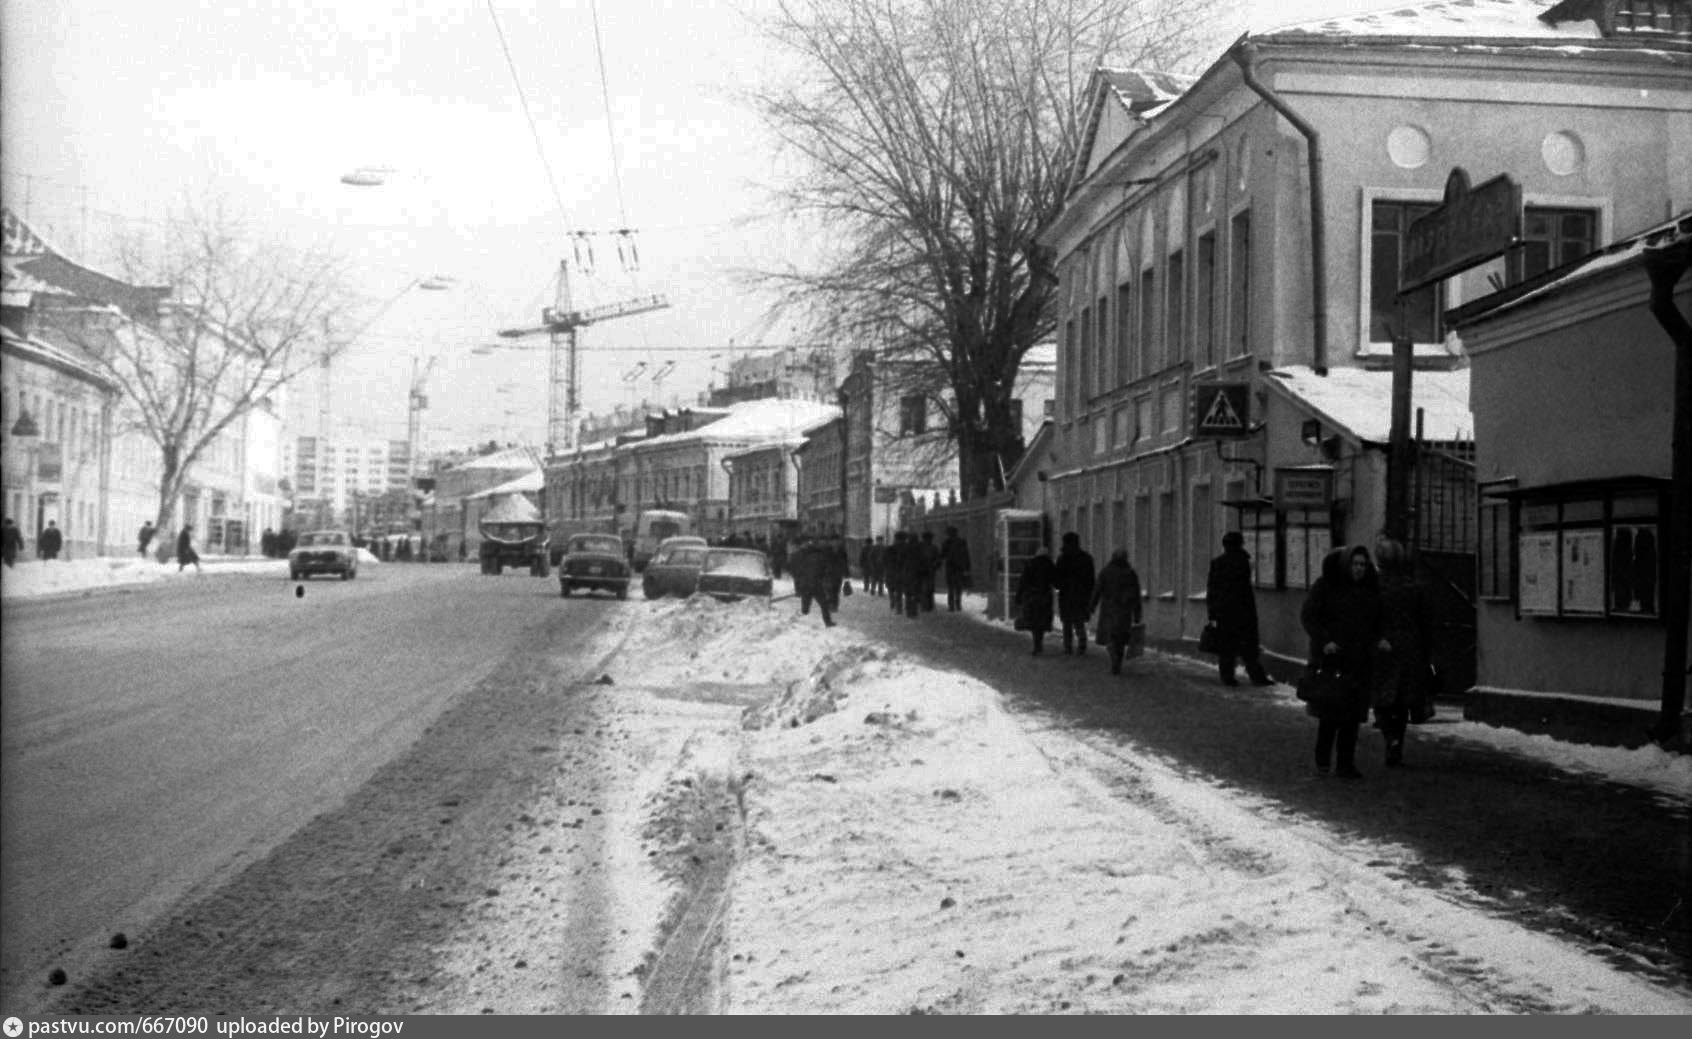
[0, 564, 570, 1013]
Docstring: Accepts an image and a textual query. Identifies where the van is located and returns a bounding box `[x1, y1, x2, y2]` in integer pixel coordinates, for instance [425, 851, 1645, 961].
[630, 509, 691, 571]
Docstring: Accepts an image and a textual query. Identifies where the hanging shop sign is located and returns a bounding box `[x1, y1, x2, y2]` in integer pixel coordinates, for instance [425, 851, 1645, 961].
[1401, 168, 1522, 293]
[1192, 382, 1252, 439]
[1274, 466, 1335, 509]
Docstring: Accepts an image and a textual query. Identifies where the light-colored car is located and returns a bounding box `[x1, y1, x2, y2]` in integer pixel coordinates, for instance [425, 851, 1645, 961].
[558, 533, 631, 599]
[289, 530, 358, 581]
[696, 547, 773, 603]
[642, 543, 708, 599]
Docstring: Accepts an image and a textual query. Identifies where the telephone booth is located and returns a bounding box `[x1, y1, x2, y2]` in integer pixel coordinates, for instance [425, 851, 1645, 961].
[991, 508, 1046, 620]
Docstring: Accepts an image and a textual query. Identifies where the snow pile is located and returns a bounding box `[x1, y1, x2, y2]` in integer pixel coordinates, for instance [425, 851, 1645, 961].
[717, 636, 1692, 1013]
[0, 556, 287, 598]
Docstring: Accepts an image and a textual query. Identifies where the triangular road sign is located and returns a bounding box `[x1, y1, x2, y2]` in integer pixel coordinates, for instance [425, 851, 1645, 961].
[1199, 390, 1245, 430]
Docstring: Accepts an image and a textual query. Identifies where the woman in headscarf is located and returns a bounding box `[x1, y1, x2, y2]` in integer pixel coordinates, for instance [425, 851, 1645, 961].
[1299, 545, 1383, 778]
[1015, 545, 1058, 655]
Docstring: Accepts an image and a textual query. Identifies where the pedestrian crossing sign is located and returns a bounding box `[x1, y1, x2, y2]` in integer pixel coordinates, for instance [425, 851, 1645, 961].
[1193, 382, 1252, 439]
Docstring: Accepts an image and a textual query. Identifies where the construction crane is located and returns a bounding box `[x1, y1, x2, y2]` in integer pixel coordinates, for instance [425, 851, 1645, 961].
[497, 259, 669, 459]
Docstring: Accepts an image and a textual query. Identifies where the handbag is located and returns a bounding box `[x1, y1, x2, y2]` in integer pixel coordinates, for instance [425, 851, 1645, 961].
[1295, 663, 1351, 713]
[1198, 621, 1221, 654]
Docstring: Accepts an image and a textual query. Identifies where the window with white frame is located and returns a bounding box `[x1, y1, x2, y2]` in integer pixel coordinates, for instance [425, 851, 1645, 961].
[1370, 199, 1443, 344]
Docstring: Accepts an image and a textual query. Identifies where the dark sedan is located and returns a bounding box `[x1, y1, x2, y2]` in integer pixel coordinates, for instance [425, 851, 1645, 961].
[695, 548, 773, 603]
[558, 533, 631, 599]
[642, 543, 708, 599]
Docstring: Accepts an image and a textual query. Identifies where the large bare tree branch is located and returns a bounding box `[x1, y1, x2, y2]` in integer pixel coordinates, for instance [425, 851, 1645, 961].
[44, 202, 358, 534]
[743, 0, 1217, 497]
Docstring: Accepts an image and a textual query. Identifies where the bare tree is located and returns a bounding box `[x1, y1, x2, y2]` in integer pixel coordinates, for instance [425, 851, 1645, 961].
[45, 204, 358, 534]
[748, 0, 1217, 497]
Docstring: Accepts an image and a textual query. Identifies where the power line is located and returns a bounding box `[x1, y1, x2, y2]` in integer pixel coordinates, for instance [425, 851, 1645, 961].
[588, 0, 629, 230]
[485, 1, 572, 233]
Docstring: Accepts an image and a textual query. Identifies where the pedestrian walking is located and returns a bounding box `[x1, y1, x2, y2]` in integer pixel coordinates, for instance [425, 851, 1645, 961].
[1371, 536, 1436, 767]
[865, 535, 886, 596]
[789, 536, 835, 627]
[1090, 549, 1143, 675]
[886, 531, 909, 614]
[821, 535, 849, 619]
[2, 517, 22, 568]
[1205, 531, 1275, 687]
[37, 520, 63, 561]
[940, 526, 972, 612]
[1053, 531, 1096, 655]
[858, 538, 875, 596]
[1015, 545, 1057, 655]
[1299, 545, 1384, 779]
[176, 523, 203, 574]
[902, 531, 932, 618]
[917, 530, 940, 612]
[138, 520, 156, 558]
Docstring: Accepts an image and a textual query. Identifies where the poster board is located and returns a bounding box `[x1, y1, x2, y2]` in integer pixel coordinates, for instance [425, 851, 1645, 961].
[1518, 532, 1558, 615]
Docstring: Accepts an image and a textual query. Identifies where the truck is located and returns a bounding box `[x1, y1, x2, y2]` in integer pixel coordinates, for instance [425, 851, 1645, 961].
[477, 492, 550, 576]
[629, 508, 691, 571]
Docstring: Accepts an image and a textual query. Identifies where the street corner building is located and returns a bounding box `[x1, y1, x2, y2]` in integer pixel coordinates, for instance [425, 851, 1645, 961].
[1034, 0, 1691, 747]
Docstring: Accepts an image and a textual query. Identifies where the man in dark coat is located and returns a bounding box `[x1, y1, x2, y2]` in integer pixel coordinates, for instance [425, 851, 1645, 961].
[37, 520, 63, 561]
[2, 517, 22, 568]
[138, 520, 156, 558]
[1090, 550, 1143, 675]
[864, 535, 886, 596]
[940, 526, 972, 612]
[1015, 545, 1057, 655]
[885, 532, 908, 613]
[176, 523, 203, 574]
[1206, 531, 1274, 687]
[1052, 531, 1096, 654]
[790, 536, 838, 627]
[916, 530, 940, 612]
[904, 531, 934, 618]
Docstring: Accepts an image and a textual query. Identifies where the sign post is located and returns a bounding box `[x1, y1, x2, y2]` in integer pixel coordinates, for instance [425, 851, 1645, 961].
[1392, 167, 1521, 543]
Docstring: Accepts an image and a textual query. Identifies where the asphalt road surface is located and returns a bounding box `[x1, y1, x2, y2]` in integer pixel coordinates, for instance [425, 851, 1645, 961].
[0, 564, 580, 1012]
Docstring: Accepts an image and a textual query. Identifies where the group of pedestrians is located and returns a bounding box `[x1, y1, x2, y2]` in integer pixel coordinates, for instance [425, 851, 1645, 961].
[856, 526, 973, 619]
[1010, 527, 1437, 778]
[1013, 531, 1144, 674]
[0, 518, 64, 566]
[1299, 536, 1436, 778]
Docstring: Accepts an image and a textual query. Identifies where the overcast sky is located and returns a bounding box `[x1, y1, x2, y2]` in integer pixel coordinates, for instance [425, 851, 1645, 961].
[2, 0, 1394, 450]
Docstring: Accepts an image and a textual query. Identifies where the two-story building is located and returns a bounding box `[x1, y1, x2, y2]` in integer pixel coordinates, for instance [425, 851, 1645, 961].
[1039, 0, 1692, 674]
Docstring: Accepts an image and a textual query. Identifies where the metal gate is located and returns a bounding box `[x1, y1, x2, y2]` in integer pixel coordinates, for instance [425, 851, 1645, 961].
[1411, 443, 1477, 696]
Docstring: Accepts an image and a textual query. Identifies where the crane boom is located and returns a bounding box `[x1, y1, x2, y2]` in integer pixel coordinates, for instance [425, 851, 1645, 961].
[494, 261, 672, 457]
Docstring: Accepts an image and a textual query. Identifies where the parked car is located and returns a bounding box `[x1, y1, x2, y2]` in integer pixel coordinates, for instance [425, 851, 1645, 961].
[289, 529, 359, 581]
[642, 542, 709, 599]
[695, 547, 773, 603]
[558, 533, 631, 599]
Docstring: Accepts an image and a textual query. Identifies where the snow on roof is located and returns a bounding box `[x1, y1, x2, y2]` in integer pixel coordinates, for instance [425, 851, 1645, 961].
[1452, 211, 1692, 325]
[634, 397, 840, 450]
[451, 445, 539, 471]
[0, 325, 113, 388]
[1266, 365, 1473, 443]
[468, 470, 544, 501]
[1254, 0, 1601, 41]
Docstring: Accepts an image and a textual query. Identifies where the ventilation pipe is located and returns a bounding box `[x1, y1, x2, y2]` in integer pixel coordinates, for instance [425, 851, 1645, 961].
[1233, 41, 1328, 376]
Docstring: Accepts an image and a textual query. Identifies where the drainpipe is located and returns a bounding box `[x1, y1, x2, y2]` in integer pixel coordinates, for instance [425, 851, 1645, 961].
[1232, 42, 1328, 376]
[1644, 227, 1692, 746]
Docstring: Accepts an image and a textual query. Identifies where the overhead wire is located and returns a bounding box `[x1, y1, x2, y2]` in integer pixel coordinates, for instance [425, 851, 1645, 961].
[485, 1, 573, 234]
